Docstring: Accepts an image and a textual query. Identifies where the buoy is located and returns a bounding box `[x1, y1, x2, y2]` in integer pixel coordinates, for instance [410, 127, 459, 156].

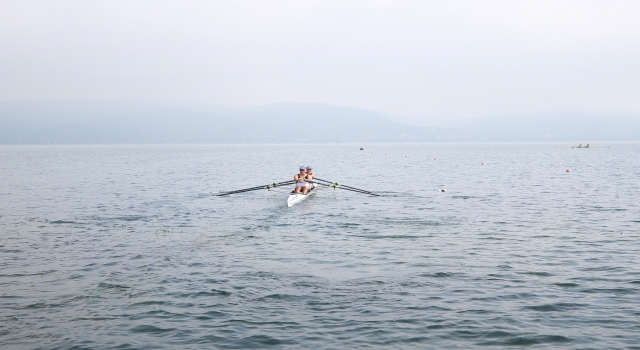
[360, 147, 364, 150]
[434, 157, 438, 160]
[481, 161, 486, 165]
[385, 153, 388, 156]
[566, 168, 571, 173]
[438, 189, 446, 192]
[405, 155, 408, 158]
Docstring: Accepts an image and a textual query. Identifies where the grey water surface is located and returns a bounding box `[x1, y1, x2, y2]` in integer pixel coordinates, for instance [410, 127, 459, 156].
[1, 143, 639, 349]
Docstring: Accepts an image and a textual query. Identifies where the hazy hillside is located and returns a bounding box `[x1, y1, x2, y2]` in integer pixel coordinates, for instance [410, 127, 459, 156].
[0, 100, 442, 143]
[447, 112, 640, 142]
[1, 99, 639, 143]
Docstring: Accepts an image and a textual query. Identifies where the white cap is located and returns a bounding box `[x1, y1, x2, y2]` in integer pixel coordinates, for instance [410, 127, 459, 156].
[299, 166, 306, 170]
[306, 166, 313, 170]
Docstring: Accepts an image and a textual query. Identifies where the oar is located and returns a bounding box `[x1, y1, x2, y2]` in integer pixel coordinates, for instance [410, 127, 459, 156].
[312, 178, 380, 196]
[312, 181, 375, 196]
[313, 178, 377, 194]
[217, 180, 295, 196]
[311, 181, 378, 196]
[217, 181, 295, 196]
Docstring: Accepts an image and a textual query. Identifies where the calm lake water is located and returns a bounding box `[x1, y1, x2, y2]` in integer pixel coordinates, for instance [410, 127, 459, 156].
[1, 143, 639, 349]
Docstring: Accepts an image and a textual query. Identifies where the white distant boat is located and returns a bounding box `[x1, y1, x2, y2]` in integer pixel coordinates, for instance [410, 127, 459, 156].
[287, 184, 317, 207]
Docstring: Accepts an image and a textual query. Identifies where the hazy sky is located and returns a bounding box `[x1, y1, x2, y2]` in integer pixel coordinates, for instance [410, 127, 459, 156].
[1, 1, 639, 121]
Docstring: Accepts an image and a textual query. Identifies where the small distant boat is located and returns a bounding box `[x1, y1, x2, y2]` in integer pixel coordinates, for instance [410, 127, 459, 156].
[287, 184, 317, 207]
[360, 147, 364, 150]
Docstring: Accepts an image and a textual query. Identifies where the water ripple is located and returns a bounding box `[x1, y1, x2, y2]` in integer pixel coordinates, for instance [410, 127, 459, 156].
[1, 143, 640, 348]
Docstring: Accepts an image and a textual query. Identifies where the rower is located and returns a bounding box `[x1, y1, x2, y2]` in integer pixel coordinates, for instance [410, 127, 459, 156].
[305, 166, 316, 190]
[305, 166, 315, 181]
[294, 166, 310, 194]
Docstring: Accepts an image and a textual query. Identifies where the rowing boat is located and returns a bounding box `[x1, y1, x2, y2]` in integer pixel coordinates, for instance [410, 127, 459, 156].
[287, 183, 316, 207]
[217, 178, 378, 202]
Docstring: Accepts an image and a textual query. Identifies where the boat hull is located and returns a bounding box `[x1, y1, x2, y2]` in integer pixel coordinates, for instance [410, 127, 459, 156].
[287, 184, 316, 207]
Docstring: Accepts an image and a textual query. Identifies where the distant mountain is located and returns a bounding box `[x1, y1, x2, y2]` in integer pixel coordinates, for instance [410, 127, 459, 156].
[442, 112, 640, 142]
[0, 99, 444, 143]
[1, 99, 639, 143]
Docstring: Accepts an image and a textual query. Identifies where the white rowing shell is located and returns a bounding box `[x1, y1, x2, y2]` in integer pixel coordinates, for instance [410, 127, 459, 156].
[287, 184, 316, 207]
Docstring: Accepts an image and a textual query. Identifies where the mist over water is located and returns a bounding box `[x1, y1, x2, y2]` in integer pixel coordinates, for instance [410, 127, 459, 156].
[1, 143, 639, 349]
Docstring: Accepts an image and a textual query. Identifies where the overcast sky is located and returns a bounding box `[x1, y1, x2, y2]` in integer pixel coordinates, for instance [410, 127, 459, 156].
[1, 1, 639, 122]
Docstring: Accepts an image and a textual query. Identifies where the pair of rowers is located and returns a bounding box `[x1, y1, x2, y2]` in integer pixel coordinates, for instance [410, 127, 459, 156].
[293, 166, 315, 194]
